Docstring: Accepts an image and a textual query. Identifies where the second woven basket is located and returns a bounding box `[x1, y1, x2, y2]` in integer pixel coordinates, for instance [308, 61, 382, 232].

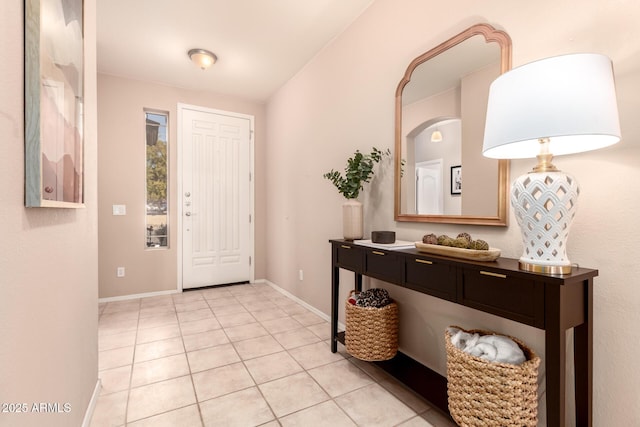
[445, 326, 540, 427]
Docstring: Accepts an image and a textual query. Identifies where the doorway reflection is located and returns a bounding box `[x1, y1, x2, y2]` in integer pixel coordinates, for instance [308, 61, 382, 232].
[410, 118, 461, 215]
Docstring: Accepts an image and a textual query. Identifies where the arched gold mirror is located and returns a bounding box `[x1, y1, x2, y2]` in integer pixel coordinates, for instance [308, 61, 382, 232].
[394, 23, 511, 226]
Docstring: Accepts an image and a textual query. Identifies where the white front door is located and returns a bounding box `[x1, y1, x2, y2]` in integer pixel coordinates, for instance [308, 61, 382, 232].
[179, 105, 253, 289]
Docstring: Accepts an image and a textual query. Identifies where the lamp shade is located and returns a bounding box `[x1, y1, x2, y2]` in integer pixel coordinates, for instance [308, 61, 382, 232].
[483, 53, 621, 159]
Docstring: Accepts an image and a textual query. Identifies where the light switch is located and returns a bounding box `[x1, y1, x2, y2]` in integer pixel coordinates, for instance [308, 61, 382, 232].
[112, 204, 126, 215]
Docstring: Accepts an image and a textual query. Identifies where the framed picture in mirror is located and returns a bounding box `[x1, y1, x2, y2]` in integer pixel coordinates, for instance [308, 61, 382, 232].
[451, 165, 462, 195]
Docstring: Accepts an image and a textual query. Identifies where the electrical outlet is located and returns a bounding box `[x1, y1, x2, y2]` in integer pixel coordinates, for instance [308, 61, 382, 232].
[298, 269, 304, 281]
[116, 267, 125, 277]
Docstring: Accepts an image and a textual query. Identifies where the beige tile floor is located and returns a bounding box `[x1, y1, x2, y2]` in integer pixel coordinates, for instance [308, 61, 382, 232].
[91, 283, 457, 427]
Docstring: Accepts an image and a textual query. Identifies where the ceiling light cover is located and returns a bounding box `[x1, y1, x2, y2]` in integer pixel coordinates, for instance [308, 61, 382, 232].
[188, 48, 217, 70]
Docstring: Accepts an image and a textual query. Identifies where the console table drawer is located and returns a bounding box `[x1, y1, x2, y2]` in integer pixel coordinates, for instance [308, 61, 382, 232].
[404, 257, 456, 301]
[364, 249, 402, 283]
[459, 269, 544, 328]
[335, 243, 363, 272]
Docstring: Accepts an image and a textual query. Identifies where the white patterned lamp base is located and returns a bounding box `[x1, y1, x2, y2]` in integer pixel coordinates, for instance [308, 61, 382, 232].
[511, 170, 580, 275]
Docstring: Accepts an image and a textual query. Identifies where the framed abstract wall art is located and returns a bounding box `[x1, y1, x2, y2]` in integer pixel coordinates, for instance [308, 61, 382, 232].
[25, 0, 84, 207]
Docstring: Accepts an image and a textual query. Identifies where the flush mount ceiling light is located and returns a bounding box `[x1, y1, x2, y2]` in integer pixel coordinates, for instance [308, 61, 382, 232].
[430, 130, 443, 143]
[188, 48, 217, 70]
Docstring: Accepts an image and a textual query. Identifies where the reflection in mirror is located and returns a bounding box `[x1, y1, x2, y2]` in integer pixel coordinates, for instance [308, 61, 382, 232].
[412, 118, 461, 215]
[394, 24, 511, 226]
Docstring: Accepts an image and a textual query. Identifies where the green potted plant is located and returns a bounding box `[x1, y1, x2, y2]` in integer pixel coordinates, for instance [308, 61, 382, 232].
[323, 147, 390, 240]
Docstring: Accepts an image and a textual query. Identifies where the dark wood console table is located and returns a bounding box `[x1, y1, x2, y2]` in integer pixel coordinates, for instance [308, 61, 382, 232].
[330, 239, 597, 427]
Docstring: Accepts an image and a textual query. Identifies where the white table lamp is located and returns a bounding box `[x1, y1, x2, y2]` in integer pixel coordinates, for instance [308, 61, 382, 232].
[483, 53, 621, 274]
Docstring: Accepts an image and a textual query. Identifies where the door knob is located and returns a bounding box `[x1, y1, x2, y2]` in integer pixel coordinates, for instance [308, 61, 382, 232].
[185, 212, 191, 216]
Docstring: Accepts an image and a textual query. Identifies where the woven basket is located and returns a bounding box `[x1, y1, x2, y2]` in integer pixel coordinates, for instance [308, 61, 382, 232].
[345, 291, 398, 361]
[445, 326, 540, 427]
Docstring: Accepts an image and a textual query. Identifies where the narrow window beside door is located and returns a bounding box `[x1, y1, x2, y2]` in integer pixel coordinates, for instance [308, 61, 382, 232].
[145, 110, 169, 248]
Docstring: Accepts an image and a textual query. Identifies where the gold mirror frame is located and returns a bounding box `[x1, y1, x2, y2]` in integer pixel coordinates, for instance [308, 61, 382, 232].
[394, 23, 511, 226]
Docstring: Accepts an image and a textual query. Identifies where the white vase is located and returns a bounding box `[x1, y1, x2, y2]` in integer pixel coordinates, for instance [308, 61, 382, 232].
[342, 199, 363, 240]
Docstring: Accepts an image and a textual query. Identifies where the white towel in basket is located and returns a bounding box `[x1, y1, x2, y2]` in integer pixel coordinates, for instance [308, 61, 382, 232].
[447, 327, 526, 365]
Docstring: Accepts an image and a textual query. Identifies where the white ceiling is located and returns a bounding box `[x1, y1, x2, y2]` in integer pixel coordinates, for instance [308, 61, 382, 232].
[96, 0, 374, 102]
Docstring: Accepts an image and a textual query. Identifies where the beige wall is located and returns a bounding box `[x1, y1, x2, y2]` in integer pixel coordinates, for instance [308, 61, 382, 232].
[0, 0, 99, 426]
[97, 74, 266, 298]
[265, 0, 640, 425]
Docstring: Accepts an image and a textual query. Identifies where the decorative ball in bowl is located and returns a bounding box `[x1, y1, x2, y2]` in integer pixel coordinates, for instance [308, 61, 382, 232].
[416, 232, 500, 261]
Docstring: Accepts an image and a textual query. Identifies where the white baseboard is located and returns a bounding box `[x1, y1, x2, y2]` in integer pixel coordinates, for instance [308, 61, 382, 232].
[262, 280, 346, 330]
[98, 289, 179, 304]
[99, 281, 264, 304]
[82, 379, 101, 427]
